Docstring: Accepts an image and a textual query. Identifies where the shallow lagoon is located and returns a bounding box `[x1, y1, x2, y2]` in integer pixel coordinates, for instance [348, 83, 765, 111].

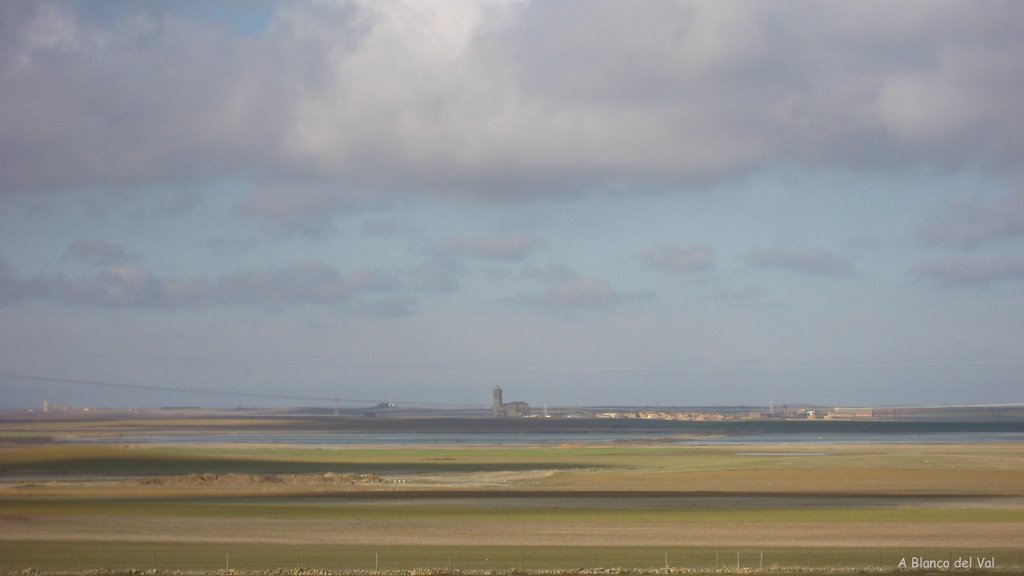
[101, 430, 1024, 446]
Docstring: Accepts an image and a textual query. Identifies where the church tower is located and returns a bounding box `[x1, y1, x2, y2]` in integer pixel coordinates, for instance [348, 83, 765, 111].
[492, 385, 503, 417]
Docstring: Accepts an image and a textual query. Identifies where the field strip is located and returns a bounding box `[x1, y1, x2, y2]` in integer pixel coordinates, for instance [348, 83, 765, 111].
[1, 540, 1023, 574]
[3, 514, 1023, 547]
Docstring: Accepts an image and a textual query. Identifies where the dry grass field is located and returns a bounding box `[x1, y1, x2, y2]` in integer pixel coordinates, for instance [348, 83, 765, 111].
[1, 415, 1023, 572]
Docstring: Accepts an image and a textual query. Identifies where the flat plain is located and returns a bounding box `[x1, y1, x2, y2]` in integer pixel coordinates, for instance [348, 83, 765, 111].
[1, 414, 1023, 573]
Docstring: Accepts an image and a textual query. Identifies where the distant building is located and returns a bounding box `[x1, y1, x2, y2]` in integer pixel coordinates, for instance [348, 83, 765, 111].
[42, 401, 70, 413]
[492, 385, 530, 417]
[493, 385, 503, 417]
[503, 402, 530, 417]
[826, 407, 875, 420]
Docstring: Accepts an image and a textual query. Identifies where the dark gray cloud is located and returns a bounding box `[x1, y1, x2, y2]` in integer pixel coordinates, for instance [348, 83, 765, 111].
[406, 258, 462, 293]
[216, 262, 400, 305]
[0, 2, 293, 192]
[0, 262, 210, 309]
[361, 218, 403, 237]
[520, 263, 581, 283]
[712, 285, 765, 307]
[507, 264, 652, 313]
[431, 234, 546, 263]
[62, 239, 139, 266]
[237, 184, 376, 239]
[150, 190, 203, 217]
[0, 256, 31, 303]
[746, 247, 855, 277]
[357, 295, 417, 318]
[640, 242, 715, 274]
[207, 237, 262, 257]
[917, 189, 1024, 249]
[70, 266, 210, 308]
[406, 233, 546, 293]
[0, 256, 401, 312]
[2, 1, 1021, 207]
[913, 256, 1024, 287]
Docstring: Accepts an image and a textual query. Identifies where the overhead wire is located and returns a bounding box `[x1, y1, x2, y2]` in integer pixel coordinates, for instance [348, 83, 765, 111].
[0, 372, 477, 409]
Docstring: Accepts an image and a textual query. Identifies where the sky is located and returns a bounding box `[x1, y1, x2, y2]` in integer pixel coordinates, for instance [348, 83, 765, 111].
[1, 0, 1023, 410]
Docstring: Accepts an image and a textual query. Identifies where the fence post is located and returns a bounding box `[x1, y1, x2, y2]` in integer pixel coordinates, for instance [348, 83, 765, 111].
[759, 550, 763, 571]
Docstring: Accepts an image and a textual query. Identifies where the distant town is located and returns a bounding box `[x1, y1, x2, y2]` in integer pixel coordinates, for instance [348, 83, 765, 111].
[487, 385, 1024, 422]
[15, 386, 1024, 423]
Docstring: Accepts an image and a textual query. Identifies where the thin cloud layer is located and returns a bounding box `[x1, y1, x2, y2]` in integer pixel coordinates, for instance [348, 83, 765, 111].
[508, 264, 652, 313]
[917, 188, 1024, 249]
[913, 257, 1024, 288]
[640, 243, 716, 274]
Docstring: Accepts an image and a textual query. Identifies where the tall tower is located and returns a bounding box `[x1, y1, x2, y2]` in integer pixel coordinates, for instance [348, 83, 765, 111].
[492, 385, 503, 417]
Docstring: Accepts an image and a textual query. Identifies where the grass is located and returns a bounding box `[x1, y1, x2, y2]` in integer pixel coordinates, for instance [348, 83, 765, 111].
[3, 495, 1023, 523]
[0, 444, 608, 475]
[4, 441, 1024, 475]
[0, 542, 1022, 573]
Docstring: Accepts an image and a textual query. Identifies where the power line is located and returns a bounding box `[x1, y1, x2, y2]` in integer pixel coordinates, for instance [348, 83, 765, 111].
[0, 372, 475, 409]
[513, 359, 1024, 372]
[1, 372, 364, 403]
[8, 347, 1024, 373]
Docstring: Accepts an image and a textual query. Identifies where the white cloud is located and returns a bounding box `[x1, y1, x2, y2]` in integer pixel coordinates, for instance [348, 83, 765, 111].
[2, 1, 1021, 203]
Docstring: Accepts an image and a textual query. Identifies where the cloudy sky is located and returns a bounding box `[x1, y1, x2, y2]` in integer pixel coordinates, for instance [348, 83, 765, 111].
[2, 0, 1023, 410]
